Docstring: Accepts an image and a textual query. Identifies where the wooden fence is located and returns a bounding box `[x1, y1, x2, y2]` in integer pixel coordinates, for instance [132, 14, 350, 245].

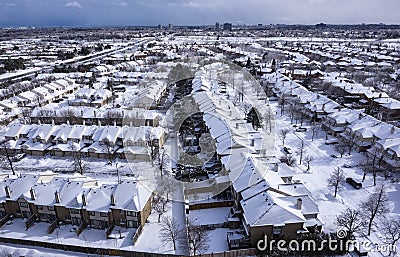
[47, 218, 59, 234]
[0, 236, 257, 257]
[0, 214, 11, 228]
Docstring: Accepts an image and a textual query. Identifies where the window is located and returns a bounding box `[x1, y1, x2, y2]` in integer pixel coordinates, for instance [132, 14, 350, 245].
[70, 208, 80, 214]
[100, 212, 108, 217]
[126, 211, 137, 217]
[88, 211, 95, 216]
[273, 226, 283, 235]
[37, 205, 43, 210]
[47, 206, 54, 211]
[19, 202, 28, 208]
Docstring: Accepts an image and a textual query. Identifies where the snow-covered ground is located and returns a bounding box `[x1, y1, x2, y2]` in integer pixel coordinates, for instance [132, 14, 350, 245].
[271, 102, 399, 256]
[0, 219, 136, 250]
[0, 244, 100, 257]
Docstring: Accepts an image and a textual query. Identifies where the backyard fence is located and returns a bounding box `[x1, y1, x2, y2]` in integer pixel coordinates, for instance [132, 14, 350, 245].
[0, 236, 257, 257]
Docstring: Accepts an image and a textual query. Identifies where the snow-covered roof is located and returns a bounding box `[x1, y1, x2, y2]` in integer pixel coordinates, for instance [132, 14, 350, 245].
[111, 178, 152, 212]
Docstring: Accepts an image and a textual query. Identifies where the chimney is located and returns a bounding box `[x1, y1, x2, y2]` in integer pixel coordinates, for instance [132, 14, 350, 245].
[358, 113, 363, 120]
[391, 126, 395, 134]
[5, 186, 11, 198]
[55, 191, 61, 204]
[250, 138, 255, 147]
[296, 198, 303, 210]
[30, 188, 36, 200]
[236, 123, 239, 129]
[82, 193, 87, 206]
[111, 193, 116, 206]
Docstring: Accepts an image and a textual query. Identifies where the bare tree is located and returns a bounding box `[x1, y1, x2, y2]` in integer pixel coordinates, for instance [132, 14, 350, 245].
[381, 217, 400, 256]
[280, 128, 290, 146]
[20, 107, 32, 124]
[152, 195, 167, 222]
[343, 132, 357, 155]
[298, 111, 306, 127]
[102, 109, 123, 126]
[158, 177, 177, 202]
[69, 142, 87, 175]
[335, 142, 347, 158]
[186, 218, 209, 255]
[282, 153, 296, 167]
[288, 104, 296, 124]
[361, 184, 389, 236]
[160, 216, 182, 251]
[158, 148, 167, 175]
[103, 140, 115, 164]
[336, 207, 366, 239]
[358, 156, 372, 182]
[59, 108, 79, 124]
[297, 140, 305, 165]
[303, 154, 314, 171]
[368, 148, 384, 186]
[264, 107, 274, 133]
[278, 93, 286, 115]
[327, 167, 345, 197]
[0, 143, 15, 175]
[310, 123, 320, 141]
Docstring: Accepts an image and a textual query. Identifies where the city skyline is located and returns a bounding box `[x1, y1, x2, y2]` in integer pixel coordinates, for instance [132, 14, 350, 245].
[0, 0, 399, 27]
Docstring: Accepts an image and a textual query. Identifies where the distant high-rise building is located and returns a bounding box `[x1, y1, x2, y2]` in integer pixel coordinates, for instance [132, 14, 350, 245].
[223, 23, 232, 31]
[168, 23, 173, 30]
[215, 22, 220, 31]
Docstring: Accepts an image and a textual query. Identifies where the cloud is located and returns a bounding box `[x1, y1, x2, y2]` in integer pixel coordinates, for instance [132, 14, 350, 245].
[5, 3, 16, 7]
[64, 1, 82, 9]
[182, 2, 200, 8]
[1, 0, 400, 27]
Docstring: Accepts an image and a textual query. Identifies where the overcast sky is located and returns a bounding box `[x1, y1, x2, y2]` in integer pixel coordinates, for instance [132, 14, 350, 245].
[0, 0, 399, 27]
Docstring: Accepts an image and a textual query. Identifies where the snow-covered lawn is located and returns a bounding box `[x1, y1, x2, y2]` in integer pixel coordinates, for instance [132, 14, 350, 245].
[0, 219, 135, 250]
[0, 244, 97, 257]
[188, 207, 230, 226]
[206, 228, 230, 253]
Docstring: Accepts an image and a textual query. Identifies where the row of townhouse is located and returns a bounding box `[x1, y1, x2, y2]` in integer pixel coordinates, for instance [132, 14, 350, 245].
[182, 73, 321, 249]
[3, 123, 166, 160]
[268, 73, 400, 170]
[326, 77, 400, 121]
[325, 108, 400, 169]
[227, 156, 321, 248]
[127, 80, 168, 110]
[0, 78, 78, 109]
[68, 88, 113, 107]
[30, 107, 160, 127]
[0, 173, 152, 231]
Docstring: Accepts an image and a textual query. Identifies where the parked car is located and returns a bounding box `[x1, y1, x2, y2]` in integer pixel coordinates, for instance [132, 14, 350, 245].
[330, 154, 338, 158]
[283, 147, 292, 154]
[343, 163, 353, 168]
[346, 177, 362, 189]
[325, 138, 339, 145]
[295, 127, 307, 132]
[12, 153, 26, 162]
